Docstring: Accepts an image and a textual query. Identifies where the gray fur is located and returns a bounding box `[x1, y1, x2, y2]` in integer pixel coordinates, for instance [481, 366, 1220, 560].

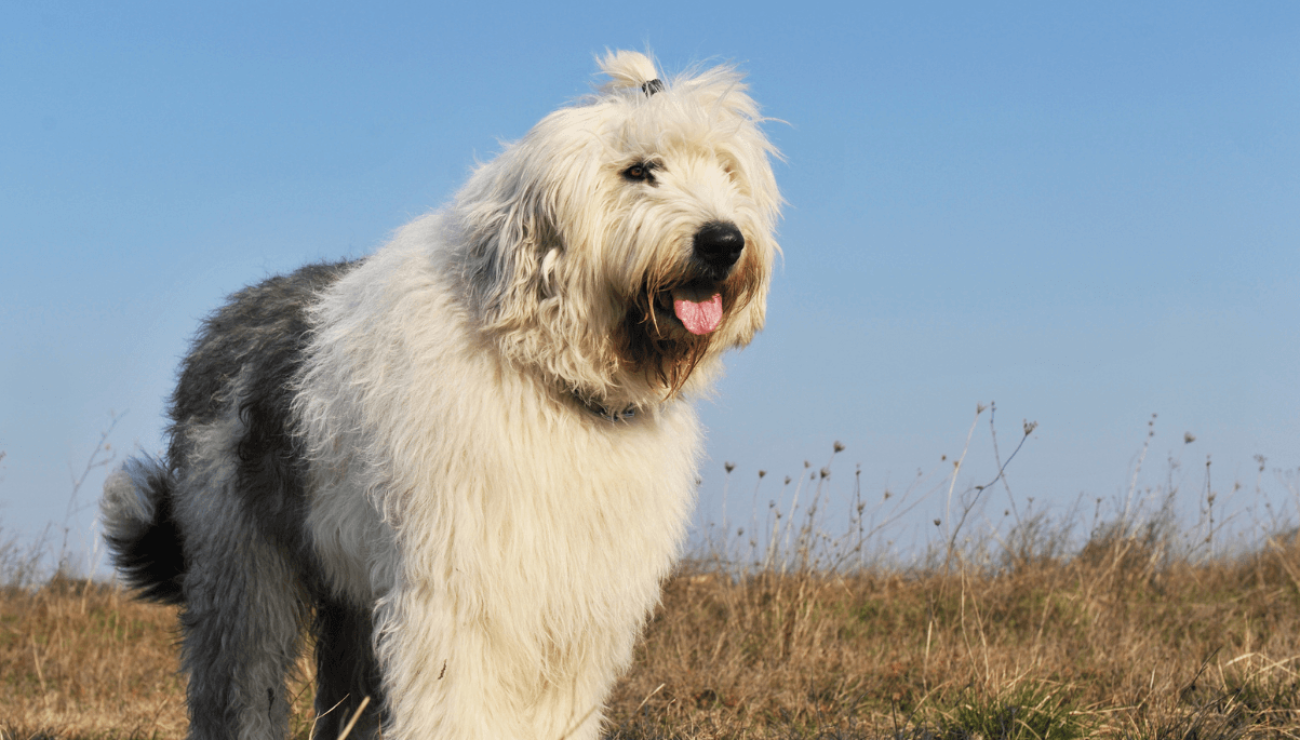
[101, 261, 384, 740]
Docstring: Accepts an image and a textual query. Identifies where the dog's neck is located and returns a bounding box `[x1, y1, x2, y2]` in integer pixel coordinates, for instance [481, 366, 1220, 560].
[571, 391, 639, 422]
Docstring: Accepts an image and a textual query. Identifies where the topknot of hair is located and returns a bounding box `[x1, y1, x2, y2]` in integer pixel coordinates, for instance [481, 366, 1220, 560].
[598, 50, 662, 94]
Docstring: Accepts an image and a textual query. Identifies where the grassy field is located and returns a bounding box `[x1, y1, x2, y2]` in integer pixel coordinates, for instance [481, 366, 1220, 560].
[5, 524, 1300, 739]
[4, 419, 1300, 739]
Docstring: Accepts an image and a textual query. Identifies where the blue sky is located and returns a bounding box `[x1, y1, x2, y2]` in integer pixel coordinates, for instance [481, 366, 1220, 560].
[2, 2, 1298, 564]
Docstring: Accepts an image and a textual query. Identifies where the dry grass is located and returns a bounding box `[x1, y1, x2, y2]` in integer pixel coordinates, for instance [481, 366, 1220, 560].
[5, 412, 1300, 738]
[0, 576, 321, 740]
[0, 577, 187, 738]
[4, 530, 1300, 739]
[609, 535, 1300, 739]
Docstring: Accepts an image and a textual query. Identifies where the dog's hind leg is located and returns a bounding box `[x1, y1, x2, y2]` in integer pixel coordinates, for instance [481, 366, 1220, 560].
[170, 415, 310, 740]
[310, 596, 385, 740]
[178, 519, 308, 740]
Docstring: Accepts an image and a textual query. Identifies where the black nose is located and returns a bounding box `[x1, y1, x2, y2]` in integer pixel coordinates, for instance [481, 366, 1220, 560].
[693, 221, 745, 275]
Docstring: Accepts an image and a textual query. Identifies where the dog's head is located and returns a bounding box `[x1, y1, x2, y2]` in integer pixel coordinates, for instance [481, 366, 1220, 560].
[453, 50, 781, 413]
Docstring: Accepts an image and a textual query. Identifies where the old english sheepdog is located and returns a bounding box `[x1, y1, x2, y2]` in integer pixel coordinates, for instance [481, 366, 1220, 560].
[101, 50, 780, 740]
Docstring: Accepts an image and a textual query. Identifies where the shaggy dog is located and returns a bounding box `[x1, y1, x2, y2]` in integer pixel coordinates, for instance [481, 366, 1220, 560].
[101, 50, 780, 740]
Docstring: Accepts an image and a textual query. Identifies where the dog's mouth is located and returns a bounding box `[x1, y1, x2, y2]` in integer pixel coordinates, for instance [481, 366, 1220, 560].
[653, 282, 724, 336]
[624, 274, 744, 396]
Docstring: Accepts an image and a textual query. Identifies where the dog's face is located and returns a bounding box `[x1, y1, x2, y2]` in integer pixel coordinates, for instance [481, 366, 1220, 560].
[455, 51, 781, 409]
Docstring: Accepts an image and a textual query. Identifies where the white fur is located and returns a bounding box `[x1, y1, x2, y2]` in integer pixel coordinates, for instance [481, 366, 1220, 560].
[295, 51, 781, 740]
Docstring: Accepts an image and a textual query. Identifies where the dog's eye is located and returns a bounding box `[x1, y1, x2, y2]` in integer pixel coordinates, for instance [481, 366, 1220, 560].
[622, 162, 656, 183]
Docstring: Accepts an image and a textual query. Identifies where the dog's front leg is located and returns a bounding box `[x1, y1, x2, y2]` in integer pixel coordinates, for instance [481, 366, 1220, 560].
[374, 575, 526, 740]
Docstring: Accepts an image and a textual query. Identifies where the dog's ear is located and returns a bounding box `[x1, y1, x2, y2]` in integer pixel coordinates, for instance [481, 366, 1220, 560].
[456, 144, 568, 331]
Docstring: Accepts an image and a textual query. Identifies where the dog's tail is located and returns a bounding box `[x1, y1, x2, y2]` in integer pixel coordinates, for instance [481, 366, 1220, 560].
[101, 456, 187, 604]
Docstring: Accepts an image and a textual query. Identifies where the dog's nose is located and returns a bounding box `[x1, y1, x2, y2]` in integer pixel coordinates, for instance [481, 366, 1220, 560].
[693, 222, 745, 273]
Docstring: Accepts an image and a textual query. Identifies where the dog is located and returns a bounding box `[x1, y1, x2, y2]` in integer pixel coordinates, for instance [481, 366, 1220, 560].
[101, 50, 780, 740]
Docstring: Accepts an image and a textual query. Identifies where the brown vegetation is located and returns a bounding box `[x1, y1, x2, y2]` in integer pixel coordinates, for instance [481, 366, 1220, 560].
[0, 577, 187, 737]
[5, 528, 1300, 739]
[5, 414, 1300, 738]
[611, 534, 1300, 739]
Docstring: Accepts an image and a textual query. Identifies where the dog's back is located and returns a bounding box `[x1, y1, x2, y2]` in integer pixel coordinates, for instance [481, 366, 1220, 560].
[103, 262, 356, 601]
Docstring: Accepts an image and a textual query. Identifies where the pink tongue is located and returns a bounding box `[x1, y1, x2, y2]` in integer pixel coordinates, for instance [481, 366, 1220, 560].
[672, 291, 723, 335]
